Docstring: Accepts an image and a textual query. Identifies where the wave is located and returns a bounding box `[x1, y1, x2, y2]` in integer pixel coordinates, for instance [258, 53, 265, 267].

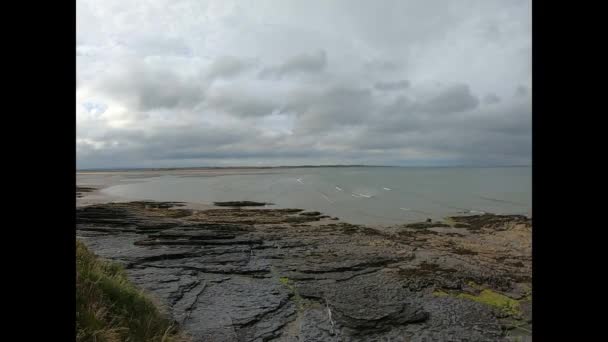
[459, 209, 486, 215]
[351, 193, 372, 198]
[320, 193, 334, 203]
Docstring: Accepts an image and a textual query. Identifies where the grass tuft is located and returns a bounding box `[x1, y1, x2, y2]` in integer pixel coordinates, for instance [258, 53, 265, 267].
[76, 240, 189, 342]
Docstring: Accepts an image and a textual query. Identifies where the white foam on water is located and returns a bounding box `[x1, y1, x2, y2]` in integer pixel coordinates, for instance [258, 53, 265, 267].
[321, 194, 334, 203]
[469, 210, 486, 214]
[99, 166, 530, 225]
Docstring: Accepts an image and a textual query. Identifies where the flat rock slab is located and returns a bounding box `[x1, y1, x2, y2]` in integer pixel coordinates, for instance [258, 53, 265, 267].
[76, 201, 531, 341]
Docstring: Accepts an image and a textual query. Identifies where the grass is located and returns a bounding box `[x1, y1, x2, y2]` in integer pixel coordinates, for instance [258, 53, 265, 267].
[76, 240, 188, 342]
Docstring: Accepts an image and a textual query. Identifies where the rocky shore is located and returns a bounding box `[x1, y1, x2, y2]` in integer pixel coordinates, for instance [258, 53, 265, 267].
[76, 199, 531, 341]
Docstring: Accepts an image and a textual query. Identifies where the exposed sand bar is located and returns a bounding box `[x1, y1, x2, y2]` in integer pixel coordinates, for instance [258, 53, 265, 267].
[77, 168, 285, 208]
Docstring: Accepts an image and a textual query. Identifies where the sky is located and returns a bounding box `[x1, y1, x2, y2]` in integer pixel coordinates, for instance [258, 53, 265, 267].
[76, 0, 531, 169]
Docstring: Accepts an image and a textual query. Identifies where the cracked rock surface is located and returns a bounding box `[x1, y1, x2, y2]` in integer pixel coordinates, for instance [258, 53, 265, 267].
[77, 201, 531, 341]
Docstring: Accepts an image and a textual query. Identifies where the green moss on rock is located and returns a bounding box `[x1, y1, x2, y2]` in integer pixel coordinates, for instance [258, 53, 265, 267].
[457, 289, 521, 317]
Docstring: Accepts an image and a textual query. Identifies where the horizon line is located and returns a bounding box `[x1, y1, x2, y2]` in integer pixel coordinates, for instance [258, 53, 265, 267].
[77, 164, 531, 172]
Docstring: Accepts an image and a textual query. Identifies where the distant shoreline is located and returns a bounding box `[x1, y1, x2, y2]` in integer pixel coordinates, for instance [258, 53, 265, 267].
[77, 164, 530, 173]
[77, 165, 383, 172]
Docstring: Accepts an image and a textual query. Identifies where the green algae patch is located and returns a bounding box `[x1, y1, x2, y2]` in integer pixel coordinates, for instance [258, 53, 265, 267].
[278, 276, 297, 294]
[443, 217, 457, 227]
[433, 290, 449, 297]
[277, 276, 304, 309]
[435, 283, 524, 317]
[466, 280, 483, 289]
[457, 289, 521, 317]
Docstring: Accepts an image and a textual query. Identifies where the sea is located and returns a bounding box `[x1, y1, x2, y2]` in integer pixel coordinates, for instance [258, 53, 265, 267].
[98, 166, 531, 226]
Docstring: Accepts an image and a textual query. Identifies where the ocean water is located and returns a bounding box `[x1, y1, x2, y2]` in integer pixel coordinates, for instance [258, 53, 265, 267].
[101, 167, 531, 225]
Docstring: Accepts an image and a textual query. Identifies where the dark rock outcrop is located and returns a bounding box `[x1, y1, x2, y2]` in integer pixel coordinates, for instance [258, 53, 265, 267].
[214, 201, 273, 207]
[76, 201, 531, 341]
[299, 211, 321, 217]
[76, 186, 96, 198]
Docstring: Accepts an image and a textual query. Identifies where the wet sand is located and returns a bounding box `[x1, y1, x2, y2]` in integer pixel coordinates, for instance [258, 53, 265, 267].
[77, 168, 282, 207]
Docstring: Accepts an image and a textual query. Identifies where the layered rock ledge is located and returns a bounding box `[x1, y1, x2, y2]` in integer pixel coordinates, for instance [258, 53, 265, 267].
[76, 201, 531, 342]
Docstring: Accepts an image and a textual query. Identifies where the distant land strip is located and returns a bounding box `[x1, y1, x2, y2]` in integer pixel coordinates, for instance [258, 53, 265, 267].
[77, 164, 530, 172]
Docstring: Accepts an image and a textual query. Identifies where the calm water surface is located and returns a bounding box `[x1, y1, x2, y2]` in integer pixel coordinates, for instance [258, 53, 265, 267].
[101, 167, 531, 225]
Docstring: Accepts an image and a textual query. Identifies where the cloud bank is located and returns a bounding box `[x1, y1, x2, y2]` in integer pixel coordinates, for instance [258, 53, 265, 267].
[77, 0, 531, 168]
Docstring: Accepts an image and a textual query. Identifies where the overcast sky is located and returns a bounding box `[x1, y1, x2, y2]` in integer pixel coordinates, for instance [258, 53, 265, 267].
[77, 0, 531, 169]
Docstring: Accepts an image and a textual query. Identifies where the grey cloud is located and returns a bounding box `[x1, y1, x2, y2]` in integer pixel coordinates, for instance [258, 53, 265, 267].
[352, 125, 530, 165]
[425, 130, 531, 163]
[206, 91, 278, 118]
[137, 78, 203, 111]
[365, 84, 483, 136]
[93, 62, 205, 111]
[158, 147, 319, 161]
[206, 56, 252, 80]
[483, 93, 501, 105]
[130, 35, 191, 57]
[349, 95, 531, 164]
[81, 125, 244, 152]
[480, 103, 531, 136]
[480, 22, 502, 43]
[77, 0, 531, 168]
[328, 0, 462, 51]
[77, 123, 329, 169]
[287, 86, 374, 133]
[259, 50, 327, 79]
[371, 96, 425, 133]
[374, 80, 410, 91]
[77, 124, 260, 167]
[378, 96, 529, 135]
[364, 60, 402, 72]
[416, 84, 479, 114]
[515, 85, 529, 97]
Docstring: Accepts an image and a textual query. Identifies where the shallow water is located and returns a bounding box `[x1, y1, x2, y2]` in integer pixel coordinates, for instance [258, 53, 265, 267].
[100, 166, 531, 225]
